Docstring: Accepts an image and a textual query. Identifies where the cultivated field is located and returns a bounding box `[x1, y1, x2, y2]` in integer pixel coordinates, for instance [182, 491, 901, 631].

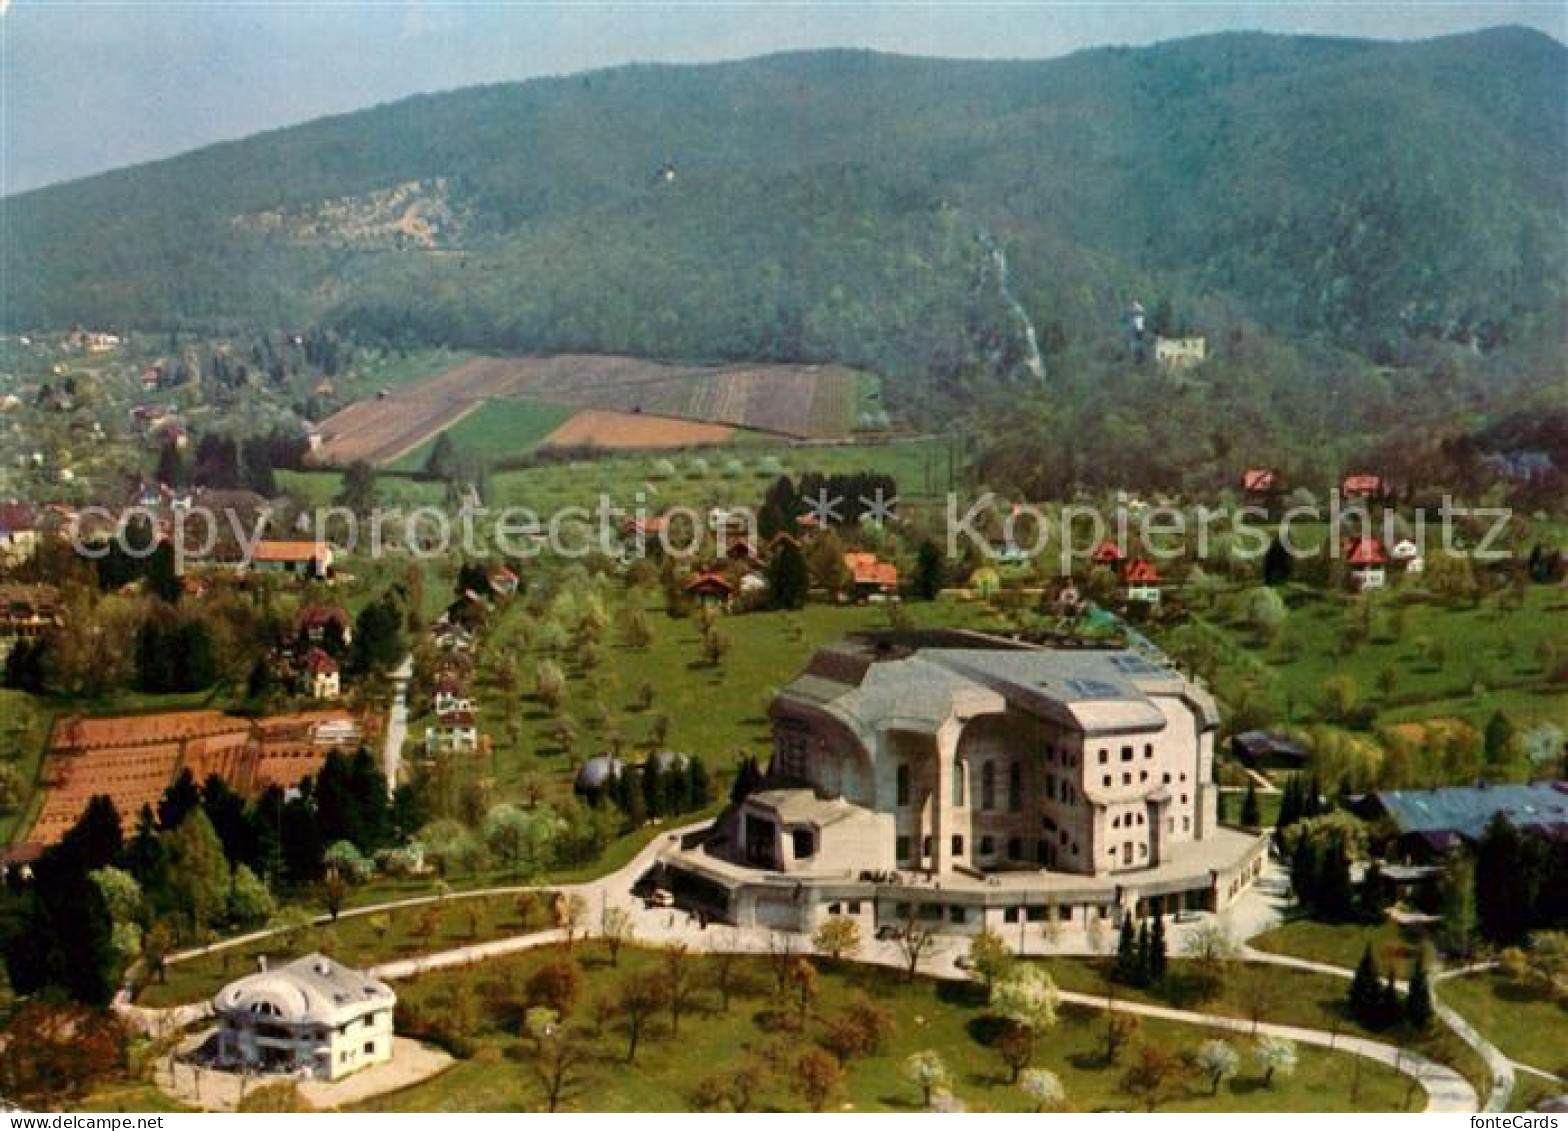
[23, 707, 368, 846]
[539, 409, 735, 449]
[312, 354, 864, 466]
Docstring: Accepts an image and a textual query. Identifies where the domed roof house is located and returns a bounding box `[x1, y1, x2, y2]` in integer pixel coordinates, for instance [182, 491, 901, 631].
[212, 954, 395, 1081]
[574, 753, 626, 796]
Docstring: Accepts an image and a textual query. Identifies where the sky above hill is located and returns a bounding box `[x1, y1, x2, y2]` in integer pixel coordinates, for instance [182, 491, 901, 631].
[2, 1, 1564, 194]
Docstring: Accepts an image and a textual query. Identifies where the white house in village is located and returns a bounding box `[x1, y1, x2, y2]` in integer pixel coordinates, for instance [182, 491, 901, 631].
[662, 631, 1266, 935]
[1153, 335, 1207, 368]
[425, 708, 478, 756]
[212, 954, 395, 1081]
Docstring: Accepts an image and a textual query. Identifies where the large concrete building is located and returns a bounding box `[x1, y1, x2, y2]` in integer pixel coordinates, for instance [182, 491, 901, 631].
[663, 631, 1266, 934]
[212, 954, 396, 1081]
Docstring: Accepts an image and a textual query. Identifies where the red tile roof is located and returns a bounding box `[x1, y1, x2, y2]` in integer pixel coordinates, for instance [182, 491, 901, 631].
[1342, 474, 1385, 497]
[253, 540, 329, 564]
[1345, 537, 1389, 565]
[303, 647, 339, 675]
[1242, 468, 1277, 493]
[1090, 540, 1126, 564]
[1123, 558, 1161, 584]
[845, 552, 899, 590]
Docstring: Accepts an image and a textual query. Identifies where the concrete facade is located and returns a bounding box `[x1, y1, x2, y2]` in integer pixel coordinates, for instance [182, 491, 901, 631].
[666, 631, 1266, 934]
[212, 954, 396, 1082]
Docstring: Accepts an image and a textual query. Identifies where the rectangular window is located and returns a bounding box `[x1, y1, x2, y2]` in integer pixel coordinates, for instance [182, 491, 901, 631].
[363, 1041, 375, 1055]
[896, 764, 910, 806]
[1003, 907, 1020, 923]
[895, 835, 911, 862]
[1121, 745, 1134, 762]
[1026, 906, 1047, 923]
[1008, 762, 1024, 812]
[948, 906, 966, 924]
[979, 835, 995, 855]
[951, 834, 965, 858]
[792, 829, 816, 858]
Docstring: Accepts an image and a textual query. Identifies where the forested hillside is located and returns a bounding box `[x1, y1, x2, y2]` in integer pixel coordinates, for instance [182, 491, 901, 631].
[3, 28, 1564, 422]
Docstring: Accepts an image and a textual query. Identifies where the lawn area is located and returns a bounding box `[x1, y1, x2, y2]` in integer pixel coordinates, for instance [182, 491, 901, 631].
[136, 890, 557, 1008]
[475, 593, 1004, 806]
[389, 398, 578, 473]
[1440, 970, 1568, 1077]
[1249, 917, 1423, 972]
[276, 469, 449, 511]
[0, 688, 52, 844]
[353, 944, 1417, 1112]
[1164, 582, 1568, 790]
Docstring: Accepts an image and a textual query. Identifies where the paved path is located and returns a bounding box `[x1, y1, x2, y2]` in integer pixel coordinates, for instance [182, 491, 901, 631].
[123, 832, 1488, 1113]
[1239, 944, 1513, 1112]
[382, 656, 413, 794]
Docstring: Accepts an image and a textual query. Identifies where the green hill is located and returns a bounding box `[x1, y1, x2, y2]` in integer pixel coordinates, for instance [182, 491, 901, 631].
[3, 28, 1563, 405]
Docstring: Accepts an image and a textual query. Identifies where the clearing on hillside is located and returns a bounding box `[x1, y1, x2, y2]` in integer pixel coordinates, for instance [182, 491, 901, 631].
[311, 354, 863, 466]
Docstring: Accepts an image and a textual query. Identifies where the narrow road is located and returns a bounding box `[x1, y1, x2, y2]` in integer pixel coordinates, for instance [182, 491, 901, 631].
[122, 829, 1478, 1112]
[1240, 944, 1514, 1112]
[382, 655, 413, 794]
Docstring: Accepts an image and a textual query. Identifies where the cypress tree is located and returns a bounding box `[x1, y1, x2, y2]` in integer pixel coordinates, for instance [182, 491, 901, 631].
[1348, 944, 1383, 1027]
[1115, 915, 1140, 984]
[1404, 950, 1434, 1030]
[1240, 782, 1260, 828]
[1134, 920, 1152, 987]
[1148, 915, 1168, 984]
[1276, 776, 1302, 835]
[1380, 971, 1401, 1030]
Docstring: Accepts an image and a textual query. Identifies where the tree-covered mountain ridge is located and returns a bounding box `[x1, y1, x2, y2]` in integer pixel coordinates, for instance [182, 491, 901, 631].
[3, 27, 1563, 400]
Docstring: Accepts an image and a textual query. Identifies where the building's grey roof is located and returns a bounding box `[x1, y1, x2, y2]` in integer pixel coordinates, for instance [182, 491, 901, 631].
[774, 632, 1214, 739]
[213, 953, 394, 1026]
[1372, 782, 1568, 841]
[747, 788, 867, 829]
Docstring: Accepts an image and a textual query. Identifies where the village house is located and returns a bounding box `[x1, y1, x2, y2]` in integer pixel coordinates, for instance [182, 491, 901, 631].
[1345, 536, 1389, 590]
[0, 503, 39, 567]
[1242, 468, 1279, 503]
[212, 954, 395, 1081]
[661, 630, 1267, 935]
[1390, 538, 1424, 574]
[432, 679, 473, 716]
[302, 649, 341, 700]
[682, 570, 736, 608]
[295, 605, 353, 648]
[425, 709, 479, 756]
[1090, 540, 1126, 571]
[487, 564, 520, 597]
[1153, 335, 1207, 368]
[1341, 473, 1387, 503]
[1122, 559, 1162, 605]
[1356, 781, 1568, 864]
[0, 583, 63, 643]
[251, 540, 333, 579]
[844, 552, 899, 601]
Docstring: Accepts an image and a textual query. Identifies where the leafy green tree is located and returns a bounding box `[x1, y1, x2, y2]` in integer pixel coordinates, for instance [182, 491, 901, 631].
[165, 808, 232, 933]
[335, 460, 378, 516]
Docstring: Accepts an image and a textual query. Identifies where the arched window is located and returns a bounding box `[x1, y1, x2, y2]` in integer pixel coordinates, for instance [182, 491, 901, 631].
[896, 763, 910, 806]
[1008, 762, 1024, 812]
[980, 761, 996, 811]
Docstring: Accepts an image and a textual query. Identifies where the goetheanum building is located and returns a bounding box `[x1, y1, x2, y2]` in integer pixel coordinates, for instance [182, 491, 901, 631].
[663, 631, 1266, 934]
[212, 954, 396, 1080]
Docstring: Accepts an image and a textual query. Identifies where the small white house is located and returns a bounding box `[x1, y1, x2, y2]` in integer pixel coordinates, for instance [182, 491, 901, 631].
[303, 649, 340, 700]
[212, 954, 395, 1081]
[426, 709, 478, 756]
